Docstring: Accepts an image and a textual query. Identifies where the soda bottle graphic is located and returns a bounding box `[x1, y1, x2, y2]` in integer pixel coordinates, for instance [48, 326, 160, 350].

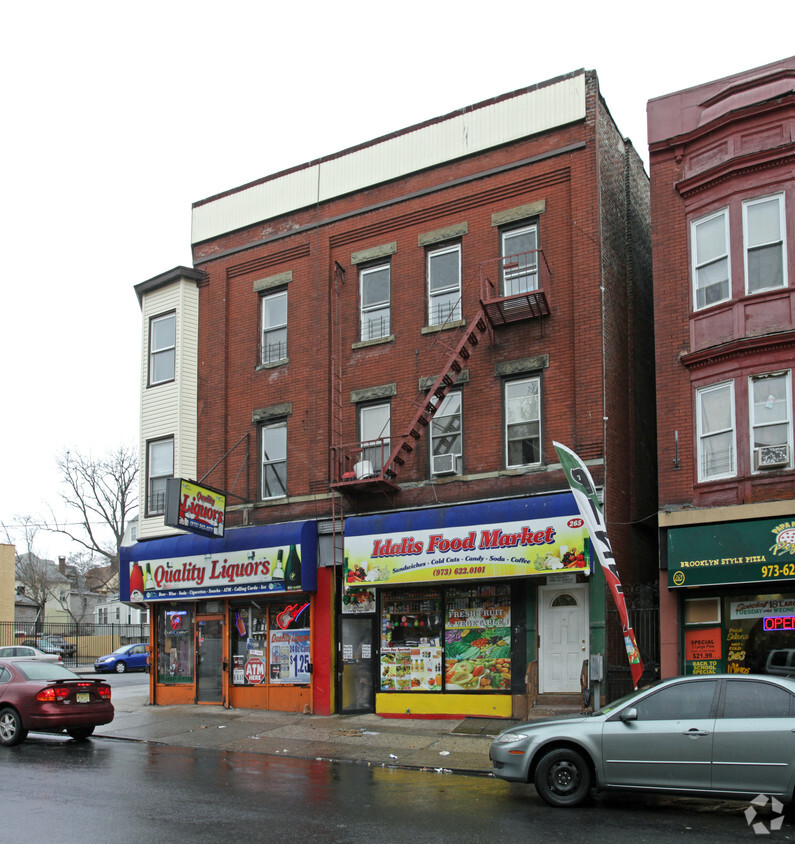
[285, 544, 301, 590]
[130, 562, 144, 601]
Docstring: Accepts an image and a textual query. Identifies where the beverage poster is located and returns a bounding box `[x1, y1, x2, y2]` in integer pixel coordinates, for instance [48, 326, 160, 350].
[269, 628, 310, 684]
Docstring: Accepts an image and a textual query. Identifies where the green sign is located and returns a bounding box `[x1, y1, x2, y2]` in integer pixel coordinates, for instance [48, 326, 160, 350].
[668, 517, 795, 588]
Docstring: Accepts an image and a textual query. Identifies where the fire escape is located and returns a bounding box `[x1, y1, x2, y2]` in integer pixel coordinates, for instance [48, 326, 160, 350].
[329, 250, 551, 497]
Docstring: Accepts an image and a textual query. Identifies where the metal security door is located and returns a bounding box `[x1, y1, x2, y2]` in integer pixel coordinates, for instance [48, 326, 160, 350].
[339, 616, 375, 714]
[539, 585, 588, 693]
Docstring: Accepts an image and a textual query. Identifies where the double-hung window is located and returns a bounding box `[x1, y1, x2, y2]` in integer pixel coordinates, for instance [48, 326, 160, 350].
[261, 422, 287, 499]
[149, 312, 176, 385]
[428, 244, 461, 326]
[147, 437, 174, 516]
[359, 402, 391, 473]
[261, 290, 287, 365]
[744, 194, 786, 294]
[501, 224, 538, 295]
[360, 263, 391, 341]
[430, 392, 462, 476]
[696, 381, 735, 481]
[505, 377, 541, 467]
[750, 371, 792, 471]
[691, 209, 730, 310]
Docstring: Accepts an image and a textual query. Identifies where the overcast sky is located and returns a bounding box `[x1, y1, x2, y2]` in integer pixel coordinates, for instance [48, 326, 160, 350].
[1, 1, 792, 560]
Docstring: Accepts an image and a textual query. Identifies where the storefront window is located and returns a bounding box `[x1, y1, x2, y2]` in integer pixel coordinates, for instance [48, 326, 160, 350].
[684, 592, 795, 676]
[445, 584, 511, 691]
[157, 605, 194, 683]
[230, 601, 311, 686]
[379, 584, 513, 693]
[381, 589, 443, 691]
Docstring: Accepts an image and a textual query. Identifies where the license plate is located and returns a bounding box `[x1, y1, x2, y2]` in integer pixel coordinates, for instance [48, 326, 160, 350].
[76, 693, 90, 704]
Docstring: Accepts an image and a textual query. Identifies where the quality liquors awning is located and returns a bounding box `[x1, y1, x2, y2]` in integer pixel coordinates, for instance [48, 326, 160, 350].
[120, 521, 317, 602]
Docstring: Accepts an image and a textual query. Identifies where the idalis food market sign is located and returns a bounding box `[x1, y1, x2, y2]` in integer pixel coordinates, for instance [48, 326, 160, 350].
[344, 513, 590, 586]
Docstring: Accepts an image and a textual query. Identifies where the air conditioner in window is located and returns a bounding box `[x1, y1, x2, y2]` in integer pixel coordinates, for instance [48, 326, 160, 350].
[432, 453, 457, 475]
[754, 444, 790, 470]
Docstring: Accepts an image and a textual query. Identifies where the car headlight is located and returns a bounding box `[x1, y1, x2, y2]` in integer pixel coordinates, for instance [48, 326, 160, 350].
[493, 732, 531, 744]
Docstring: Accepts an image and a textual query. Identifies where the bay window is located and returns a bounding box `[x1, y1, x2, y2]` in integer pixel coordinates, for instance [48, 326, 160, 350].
[750, 372, 792, 471]
[744, 194, 786, 294]
[696, 381, 735, 481]
[692, 209, 730, 310]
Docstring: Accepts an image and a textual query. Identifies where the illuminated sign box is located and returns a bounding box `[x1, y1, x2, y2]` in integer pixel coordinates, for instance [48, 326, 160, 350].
[165, 478, 226, 539]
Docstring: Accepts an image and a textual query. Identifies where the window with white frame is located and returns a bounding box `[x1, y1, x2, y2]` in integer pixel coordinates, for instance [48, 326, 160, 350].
[360, 263, 391, 341]
[744, 194, 786, 295]
[430, 392, 462, 476]
[261, 290, 287, 364]
[505, 377, 541, 467]
[696, 381, 735, 481]
[146, 437, 173, 516]
[427, 243, 461, 326]
[501, 224, 538, 295]
[750, 371, 792, 471]
[691, 209, 730, 310]
[261, 421, 287, 499]
[149, 312, 176, 385]
[359, 402, 391, 473]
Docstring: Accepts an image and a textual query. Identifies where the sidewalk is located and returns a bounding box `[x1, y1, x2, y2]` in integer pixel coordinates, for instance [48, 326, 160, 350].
[82, 670, 518, 775]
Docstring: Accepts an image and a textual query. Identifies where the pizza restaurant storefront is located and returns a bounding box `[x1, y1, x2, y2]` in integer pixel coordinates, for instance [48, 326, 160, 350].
[664, 516, 795, 679]
[120, 521, 326, 713]
[340, 495, 597, 720]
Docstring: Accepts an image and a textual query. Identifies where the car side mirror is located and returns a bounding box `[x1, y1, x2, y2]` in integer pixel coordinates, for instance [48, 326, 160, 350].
[620, 707, 638, 722]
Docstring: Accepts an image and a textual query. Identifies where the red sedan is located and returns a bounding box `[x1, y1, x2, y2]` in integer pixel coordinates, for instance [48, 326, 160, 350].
[0, 659, 114, 745]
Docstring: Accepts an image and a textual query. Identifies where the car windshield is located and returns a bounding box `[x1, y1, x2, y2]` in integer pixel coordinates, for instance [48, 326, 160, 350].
[593, 679, 665, 716]
[15, 662, 80, 681]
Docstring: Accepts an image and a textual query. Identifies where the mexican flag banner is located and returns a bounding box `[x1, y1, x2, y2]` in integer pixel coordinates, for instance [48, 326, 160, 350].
[554, 441, 644, 689]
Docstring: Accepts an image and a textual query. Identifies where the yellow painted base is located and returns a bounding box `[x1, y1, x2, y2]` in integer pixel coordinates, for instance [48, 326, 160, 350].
[376, 693, 512, 718]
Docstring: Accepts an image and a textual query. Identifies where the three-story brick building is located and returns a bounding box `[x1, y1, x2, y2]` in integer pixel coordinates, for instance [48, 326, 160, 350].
[125, 69, 656, 717]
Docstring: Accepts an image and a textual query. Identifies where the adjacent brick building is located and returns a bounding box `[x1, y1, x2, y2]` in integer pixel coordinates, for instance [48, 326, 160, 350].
[126, 69, 655, 716]
[649, 57, 795, 678]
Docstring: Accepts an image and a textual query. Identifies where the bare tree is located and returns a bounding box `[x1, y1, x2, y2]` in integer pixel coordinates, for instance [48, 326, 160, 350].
[57, 550, 105, 624]
[46, 445, 138, 570]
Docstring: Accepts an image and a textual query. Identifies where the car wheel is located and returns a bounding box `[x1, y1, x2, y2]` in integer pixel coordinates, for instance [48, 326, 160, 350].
[114, 661, 127, 674]
[67, 726, 95, 740]
[0, 708, 28, 747]
[533, 747, 591, 808]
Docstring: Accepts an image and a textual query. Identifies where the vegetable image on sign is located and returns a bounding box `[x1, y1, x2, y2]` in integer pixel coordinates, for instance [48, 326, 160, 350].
[244, 657, 265, 685]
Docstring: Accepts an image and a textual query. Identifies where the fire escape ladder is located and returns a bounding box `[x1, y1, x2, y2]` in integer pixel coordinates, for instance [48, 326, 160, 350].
[330, 262, 346, 572]
[383, 308, 491, 480]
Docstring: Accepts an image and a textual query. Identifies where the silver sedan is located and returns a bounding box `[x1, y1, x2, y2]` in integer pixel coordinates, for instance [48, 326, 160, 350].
[490, 674, 795, 807]
[0, 645, 61, 664]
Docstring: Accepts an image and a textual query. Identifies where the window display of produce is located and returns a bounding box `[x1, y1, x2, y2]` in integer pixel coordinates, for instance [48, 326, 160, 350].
[379, 584, 513, 693]
[445, 584, 511, 691]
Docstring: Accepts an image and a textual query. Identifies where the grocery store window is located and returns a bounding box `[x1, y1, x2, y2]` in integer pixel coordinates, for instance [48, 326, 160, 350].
[427, 243, 461, 326]
[750, 371, 792, 472]
[504, 376, 541, 467]
[261, 289, 288, 365]
[360, 263, 391, 342]
[156, 605, 194, 684]
[149, 311, 176, 386]
[501, 223, 538, 295]
[260, 421, 287, 500]
[146, 436, 173, 516]
[430, 391, 462, 476]
[691, 208, 730, 310]
[743, 193, 786, 295]
[696, 381, 735, 481]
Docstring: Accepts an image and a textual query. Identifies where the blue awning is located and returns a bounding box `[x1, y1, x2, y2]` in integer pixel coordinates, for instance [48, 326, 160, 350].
[120, 521, 317, 601]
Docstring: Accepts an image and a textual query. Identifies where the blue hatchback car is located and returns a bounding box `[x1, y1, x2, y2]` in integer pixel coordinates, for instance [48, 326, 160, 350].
[94, 643, 149, 674]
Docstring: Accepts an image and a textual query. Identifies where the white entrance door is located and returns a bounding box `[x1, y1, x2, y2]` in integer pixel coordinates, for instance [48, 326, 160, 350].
[539, 584, 589, 693]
